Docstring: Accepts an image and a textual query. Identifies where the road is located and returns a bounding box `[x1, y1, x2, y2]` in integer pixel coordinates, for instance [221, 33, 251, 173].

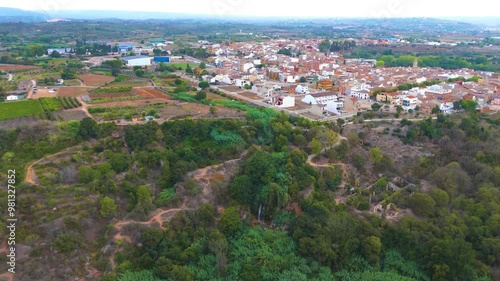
[343, 116, 438, 126]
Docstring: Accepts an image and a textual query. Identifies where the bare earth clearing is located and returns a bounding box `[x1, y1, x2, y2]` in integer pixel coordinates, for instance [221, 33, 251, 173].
[79, 74, 115, 87]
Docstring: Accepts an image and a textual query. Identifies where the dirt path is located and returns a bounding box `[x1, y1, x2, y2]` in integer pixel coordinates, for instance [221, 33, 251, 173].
[74, 97, 92, 118]
[24, 146, 80, 185]
[109, 151, 247, 270]
[109, 207, 187, 270]
[306, 134, 350, 204]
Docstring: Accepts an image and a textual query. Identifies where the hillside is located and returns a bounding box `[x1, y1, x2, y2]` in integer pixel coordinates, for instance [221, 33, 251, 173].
[0, 109, 498, 281]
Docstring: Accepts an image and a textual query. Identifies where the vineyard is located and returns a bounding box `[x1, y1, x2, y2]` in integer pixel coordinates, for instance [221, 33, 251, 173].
[93, 87, 132, 93]
[57, 97, 82, 109]
[39, 98, 62, 111]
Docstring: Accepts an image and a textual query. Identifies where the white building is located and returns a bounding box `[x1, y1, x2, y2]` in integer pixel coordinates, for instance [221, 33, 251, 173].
[234, 79, 251, 87]
[402, 96, 419, 110]
[122, 55, 151, 67]
[301, 92, 339, 105]
[6, 95, 18, 101]
[273, 96, 295, 108]
[296, 85, 310, 95]
[325, 100, 343, 115]
[348, 88, 371, 100]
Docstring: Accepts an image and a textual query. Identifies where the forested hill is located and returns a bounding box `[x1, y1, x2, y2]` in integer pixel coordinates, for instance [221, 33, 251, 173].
[0, 109, 498, 281]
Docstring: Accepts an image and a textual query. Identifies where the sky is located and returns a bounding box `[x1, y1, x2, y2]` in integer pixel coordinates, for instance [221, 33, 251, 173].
[0, 0, 498, 18]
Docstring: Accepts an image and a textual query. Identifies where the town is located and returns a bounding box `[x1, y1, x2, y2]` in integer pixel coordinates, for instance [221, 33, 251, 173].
[1, 35, 499, 127]
[0, 8, 499, 281]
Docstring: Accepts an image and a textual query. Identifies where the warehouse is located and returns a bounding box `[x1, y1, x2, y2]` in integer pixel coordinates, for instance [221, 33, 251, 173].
[153, 56, 171, 63]
[122, 55, 151, 67]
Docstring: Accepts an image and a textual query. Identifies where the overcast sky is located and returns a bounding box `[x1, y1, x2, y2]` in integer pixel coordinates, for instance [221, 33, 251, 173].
[1, 0, 497, 18]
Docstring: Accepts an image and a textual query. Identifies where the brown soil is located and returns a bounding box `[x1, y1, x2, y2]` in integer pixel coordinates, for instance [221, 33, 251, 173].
[0, 64, 41, 72]
[134, 88, 170, 99]
[57, 87, 90, 97]
[87, 98, 168, 108]
[239, 91, 260, 100]
[31, 88, 58, 99]
[79, 74, 115, 87]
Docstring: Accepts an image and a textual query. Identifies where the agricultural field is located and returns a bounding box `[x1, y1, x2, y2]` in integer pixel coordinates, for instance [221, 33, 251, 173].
[39, 97, 62, 111]
[63, 79, 82, 86]
[89, 87, 140, 103]
[57, 96, 81, 109]
[0, 99, 43, 120]
[57, 87, 89, 97]
[106, 80, 148, 87]
[134, 87, 169, 99]
[79, 74, 115, 87]
[0, 64, 41, 72]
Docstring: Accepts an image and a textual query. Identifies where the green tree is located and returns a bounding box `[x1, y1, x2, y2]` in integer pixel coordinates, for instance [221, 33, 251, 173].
[311, 138, 322, 156]
[370, 147, 383, 164]
[100, 196, 117, 217]
[219, 207, 241, 236]
[195, 91, 207, 100]
[299, 76, 307, 83]
[364, 236, 382, 266]
[198, 81, 210, 89]
[78, 117, 97, 140]
[50, 50, 61, 58]
[460, 100, 478, 112]
[199, 62, 206, 69]
[1, 152, 14, 164]
[77, 166, 95, 183]
[371, 103, 382, 111]
[408, 192, 436, 217]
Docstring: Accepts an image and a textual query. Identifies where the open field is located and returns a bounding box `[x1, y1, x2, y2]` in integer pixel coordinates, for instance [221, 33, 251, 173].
[0, 64, 41, 72]
[220, 85, 242, 92]
[57, 87, 89, 97]
[88, 98, 168, 108]
[239, 91, 260, 100]
[88, 101, 245, 122]
[63, 79, 82, 86]
[135, 88, 170, 99]
[107, 80, 149, 87]
[79, 74, 115, 87]
[169, 62, 199, 70]
[55, 110, 88, 121]
[32, 88, 58, 99]
[0, 100, 43, 120]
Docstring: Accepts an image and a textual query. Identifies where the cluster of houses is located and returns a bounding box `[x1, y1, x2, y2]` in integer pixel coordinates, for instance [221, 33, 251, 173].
[37, 37, 499, 117]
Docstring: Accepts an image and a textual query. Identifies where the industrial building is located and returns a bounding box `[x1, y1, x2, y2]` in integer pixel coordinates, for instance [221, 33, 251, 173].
[153, 56, 171, 63]
[122, 55, 151, 67]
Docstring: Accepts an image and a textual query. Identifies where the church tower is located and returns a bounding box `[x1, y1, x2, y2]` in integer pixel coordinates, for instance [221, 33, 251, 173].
[413, 58, 418, 68]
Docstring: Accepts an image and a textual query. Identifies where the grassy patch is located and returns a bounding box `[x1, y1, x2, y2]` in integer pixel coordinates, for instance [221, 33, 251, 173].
[169, 62, 199, 70]
[39, 98, 63, 111]
[0, 99, 43, 120]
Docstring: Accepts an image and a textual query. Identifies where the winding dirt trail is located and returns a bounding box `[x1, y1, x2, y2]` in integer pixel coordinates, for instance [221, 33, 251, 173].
[109, 151, 247, 270]
[109, 207, 188, 270]
[24, 147, 75, 186]
[306, 134, 350, 204]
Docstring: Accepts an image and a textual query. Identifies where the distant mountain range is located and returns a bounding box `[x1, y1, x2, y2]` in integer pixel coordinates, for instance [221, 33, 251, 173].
[0, 7, 48, 22]
[1, 7, 499, 26]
